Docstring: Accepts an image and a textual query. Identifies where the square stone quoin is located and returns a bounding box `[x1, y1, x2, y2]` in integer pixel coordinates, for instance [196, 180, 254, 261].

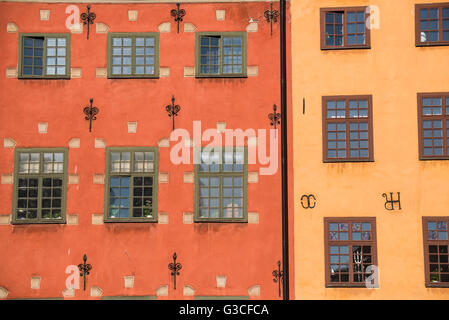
[124, 276, 134, 288]
[128, 10, 138, 21]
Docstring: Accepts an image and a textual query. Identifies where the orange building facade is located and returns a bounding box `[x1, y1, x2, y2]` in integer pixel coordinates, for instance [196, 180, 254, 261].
[0, 0, 293, 300]
[292, 0, 449, 299]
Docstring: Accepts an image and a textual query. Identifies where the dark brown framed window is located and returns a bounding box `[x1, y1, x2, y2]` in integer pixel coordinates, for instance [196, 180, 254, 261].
[422, 217, 449, 287]
[320, 7, 371, 50]
[415, 3, 449, 46]
[417, 93, 449, 159]
[324, 218, 377, 287]
[322, 95, 374, 162]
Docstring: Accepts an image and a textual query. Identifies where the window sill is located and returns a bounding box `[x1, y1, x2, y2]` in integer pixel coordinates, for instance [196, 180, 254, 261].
[11, 219, 66, 225]
[426, 283, 449, 288]
[325, 284, 370, 288]
[321, 45, 371, 51]
[103, 218, 158, 223]
[18, 76, 71, 80]
[323, 158, 374, 163]
[195, 74, 248, 79]
[194, 219, 248, 223]
[416, 42, 449, 47]
[419, 156, 449, 161]
[107, 76, 160, 79]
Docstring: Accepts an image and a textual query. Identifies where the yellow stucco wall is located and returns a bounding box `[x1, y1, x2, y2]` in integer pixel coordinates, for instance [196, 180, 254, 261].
[292, 0, 449, 299]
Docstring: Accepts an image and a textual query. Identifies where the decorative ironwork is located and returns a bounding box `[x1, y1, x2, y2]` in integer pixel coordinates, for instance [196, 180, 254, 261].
[83, 98, 99, 132]
[166, 95, 181, 131]
[268, 104, 281, 137]
[382, 192, 401, 211]
[264, 2, 279, 36]
[300, 194, 316, 209]
[272, 260, 284, 298]
[170, 3, 186, 34]
[168, 252, 182, 290]
[78, 254, 92, 291]
[353, 249, 363, 282]
[80, 5, 96, 40]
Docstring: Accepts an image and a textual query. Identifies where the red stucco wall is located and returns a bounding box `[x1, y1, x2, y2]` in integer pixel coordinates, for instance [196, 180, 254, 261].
[0, 1, 293, 299]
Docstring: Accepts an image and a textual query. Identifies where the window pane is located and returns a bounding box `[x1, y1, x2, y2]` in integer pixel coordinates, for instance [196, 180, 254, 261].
[16, 177, 39, 220]
[199, 150, 220, 172]
[443, 8, 449, 18]
[444, 31, 449, 41]
[23, 36, 55, 76]
[111, 152, 131, 172]
[223, 36, 243, 75]
[429, 8, 438, 19]
[109, 176, 131, 218]
[43, 37, 67, 76]
[347, 12, 356, 23]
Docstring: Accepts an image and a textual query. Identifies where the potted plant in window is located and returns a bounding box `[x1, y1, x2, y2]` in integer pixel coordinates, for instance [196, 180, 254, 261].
[430, 274, 439, 283]
[143, 200, 153, 218]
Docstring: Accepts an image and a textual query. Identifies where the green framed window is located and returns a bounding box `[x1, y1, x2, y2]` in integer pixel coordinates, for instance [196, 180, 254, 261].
[18, 33, 71, 79]
[107, 33, 159, 78]
[194, 147, 247, 222]
[104, 147, 159, 222]
[12, 148, 68, 224]
[195, 32, 247, 78]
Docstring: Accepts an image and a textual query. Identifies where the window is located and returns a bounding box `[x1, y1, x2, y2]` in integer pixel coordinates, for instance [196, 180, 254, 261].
[423, 217, 449, 287]
[195, 32, 247, 77]
[18, 34, 70, 79]
[12, 148, 68, 224]
[416, 3, 449, 46]
[107, 33, 159, 78]
[104, 147, 159, 222]
[320, 7, 371, 49]
[324, 218, 377, 287]
[417, 93, 449, 159]
[194, 148, 247, 222]
[322, 95, 374, 162]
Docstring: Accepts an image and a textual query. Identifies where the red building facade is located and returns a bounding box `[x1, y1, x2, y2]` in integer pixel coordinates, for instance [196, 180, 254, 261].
[0, 1, 293, 300]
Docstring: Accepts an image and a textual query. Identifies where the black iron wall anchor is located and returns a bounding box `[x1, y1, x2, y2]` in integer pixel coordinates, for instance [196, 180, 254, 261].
[78, 254, 92, 291]
[264, 2, 279, 36]
[80, 5, 96, 40]
[300, 194, 316, 209]
[166, 95, 181, 131]
[382, 192, 401, 211]
[272, 260, 284, 298]
[170, 3, 186, 34]
[168, 252, 182, 290]
[83, 98, 99, 132]
[268, 104, 281, 136]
